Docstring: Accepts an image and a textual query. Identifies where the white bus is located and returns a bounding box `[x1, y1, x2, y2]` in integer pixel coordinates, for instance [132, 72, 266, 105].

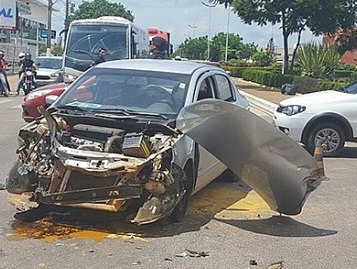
[63, 16, 149, 82]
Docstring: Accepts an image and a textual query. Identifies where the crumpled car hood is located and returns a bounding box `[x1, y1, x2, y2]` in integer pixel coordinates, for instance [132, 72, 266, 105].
[177, 99, 324, 215]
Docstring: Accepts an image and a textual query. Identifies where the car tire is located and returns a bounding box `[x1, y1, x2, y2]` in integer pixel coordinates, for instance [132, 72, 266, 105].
[169, 167, 193, 223]
[307, 122, 345, 157]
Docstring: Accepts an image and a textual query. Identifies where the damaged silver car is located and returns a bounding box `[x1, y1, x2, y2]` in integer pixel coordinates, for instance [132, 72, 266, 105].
[6, 60, 324, 225]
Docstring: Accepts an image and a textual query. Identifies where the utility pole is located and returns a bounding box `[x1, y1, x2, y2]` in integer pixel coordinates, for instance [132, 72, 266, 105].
[47, 0, 53, 56]
[64, 0, 69, 45]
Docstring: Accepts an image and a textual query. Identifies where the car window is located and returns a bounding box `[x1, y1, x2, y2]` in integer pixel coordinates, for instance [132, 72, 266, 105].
[197, 78, 214, 101]
[214, 75, 235, 102]
[35, 58, 62, 69]
[56, 68, 190, 118]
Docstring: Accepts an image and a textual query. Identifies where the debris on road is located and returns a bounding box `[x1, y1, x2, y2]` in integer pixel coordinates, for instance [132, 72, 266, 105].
[267, 261, 284, 269]
[175, 249, 210, 258]
[185, 249, 209, 257]
[164, 258, 173, 261]
[249, 259, 258, 265]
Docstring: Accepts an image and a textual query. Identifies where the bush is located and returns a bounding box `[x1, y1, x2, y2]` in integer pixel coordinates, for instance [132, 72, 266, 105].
[334, 70, 357, 79]
[293, 76, 319, 93]
[221, 66, 245, 77]
[317, 81, 348, 91]
[293, 76, 348, 93]
[241, 69, 294, 87]
[348, 72, 357, 83]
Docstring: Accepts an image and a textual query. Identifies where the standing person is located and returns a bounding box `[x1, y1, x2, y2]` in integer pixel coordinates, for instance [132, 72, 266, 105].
[16, 52, 36, 95]
[91, 48, 107, 66]
[0, 50, 10, 96]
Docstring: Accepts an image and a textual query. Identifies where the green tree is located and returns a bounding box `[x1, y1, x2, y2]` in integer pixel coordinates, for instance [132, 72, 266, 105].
[51, 44, 64, 56]
[252, 50, 272, 66]
[211, 32, 257, 61]
[175, 32, 257, 61]
[214, 0, 357, 74]
[175, 37, 209, 60]
[66, 0, 134, 27]
[332, 28, 357, 56]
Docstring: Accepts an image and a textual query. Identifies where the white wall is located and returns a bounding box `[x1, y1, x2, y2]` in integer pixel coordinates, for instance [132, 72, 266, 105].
[18, 0, 47, 25]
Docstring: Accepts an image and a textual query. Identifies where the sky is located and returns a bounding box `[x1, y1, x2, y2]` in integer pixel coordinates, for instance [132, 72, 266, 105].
[52, 0, 321, 49]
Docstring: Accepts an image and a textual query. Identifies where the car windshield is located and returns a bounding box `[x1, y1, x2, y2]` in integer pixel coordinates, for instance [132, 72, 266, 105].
[55, 68, 190, 119]
[35, 58, 62, 69]
[342, 81, 357, 94]
[64, 24, 129, 72]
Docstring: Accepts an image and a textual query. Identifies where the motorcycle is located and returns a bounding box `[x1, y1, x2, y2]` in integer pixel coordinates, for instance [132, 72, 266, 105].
[23, 68, 35, 95]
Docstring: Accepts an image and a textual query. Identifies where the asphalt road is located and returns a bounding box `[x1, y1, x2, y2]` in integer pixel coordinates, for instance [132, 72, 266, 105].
[0, 92, 356, 269]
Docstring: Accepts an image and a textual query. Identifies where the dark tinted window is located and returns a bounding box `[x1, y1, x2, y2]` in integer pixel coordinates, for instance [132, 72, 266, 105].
[197, 78, 214, 100]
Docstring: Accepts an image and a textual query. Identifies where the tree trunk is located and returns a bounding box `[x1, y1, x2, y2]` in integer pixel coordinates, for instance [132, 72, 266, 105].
[281, 11, 289, 74]
[290, 26, 303, 71]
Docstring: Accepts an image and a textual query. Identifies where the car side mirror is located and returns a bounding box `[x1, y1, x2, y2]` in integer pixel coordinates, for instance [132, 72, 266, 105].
[45, 95, 58, 106]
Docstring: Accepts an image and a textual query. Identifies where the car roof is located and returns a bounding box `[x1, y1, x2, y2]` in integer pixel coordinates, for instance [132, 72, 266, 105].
[96, 59, 220, 75]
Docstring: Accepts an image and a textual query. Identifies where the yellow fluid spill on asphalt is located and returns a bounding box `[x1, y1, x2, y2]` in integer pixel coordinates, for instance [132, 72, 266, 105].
[10, 219, 146, 243]
[188, 182, 271, 219]
[9, 182, 272, 242]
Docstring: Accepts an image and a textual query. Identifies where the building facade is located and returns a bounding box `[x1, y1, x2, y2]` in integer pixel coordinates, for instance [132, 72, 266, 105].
[0, 0, 48, 69]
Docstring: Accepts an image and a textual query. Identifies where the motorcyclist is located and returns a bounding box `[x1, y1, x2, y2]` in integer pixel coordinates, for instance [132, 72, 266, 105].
[0, 50, 10, 96]
[16, 52, 37, 95]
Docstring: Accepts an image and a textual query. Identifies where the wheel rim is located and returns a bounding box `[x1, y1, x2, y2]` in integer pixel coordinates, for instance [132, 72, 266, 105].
[314, 127, 341, 153]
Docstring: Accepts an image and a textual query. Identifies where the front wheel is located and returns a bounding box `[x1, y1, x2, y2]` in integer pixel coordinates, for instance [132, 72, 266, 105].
[169, 169, 193, 222]
[306, 122, 345, 156]
[24, 83, 31, 95]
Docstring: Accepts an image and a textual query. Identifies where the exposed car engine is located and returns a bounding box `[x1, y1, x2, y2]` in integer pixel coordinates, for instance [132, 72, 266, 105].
[7, 108, 186, 224]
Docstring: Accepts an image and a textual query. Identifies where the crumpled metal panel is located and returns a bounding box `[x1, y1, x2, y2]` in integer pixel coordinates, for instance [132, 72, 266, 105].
[176, 99, 323, 215]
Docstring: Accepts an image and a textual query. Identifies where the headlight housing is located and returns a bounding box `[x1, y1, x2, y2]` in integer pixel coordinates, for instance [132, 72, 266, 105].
[280, 105, 306, 116]
[50, 71, 61, 78]
[25, 89, 54, 101]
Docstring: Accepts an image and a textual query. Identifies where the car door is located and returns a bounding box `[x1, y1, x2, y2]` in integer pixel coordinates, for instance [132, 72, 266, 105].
[193, 74, 227, 192]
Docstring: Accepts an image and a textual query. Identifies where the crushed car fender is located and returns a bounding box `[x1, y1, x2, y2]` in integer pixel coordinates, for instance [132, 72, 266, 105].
[176, 99, 324, 215]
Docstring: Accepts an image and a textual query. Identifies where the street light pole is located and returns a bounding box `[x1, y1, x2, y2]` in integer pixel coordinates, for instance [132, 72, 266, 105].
[201, 1, 216, 60]
[224, 5, 231, 62]
[188, 24, 198, 38]
[47, 0, 53, 56]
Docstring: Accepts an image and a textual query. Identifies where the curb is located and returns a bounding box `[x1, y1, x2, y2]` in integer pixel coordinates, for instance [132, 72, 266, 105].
[240, 90, 278, 115]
